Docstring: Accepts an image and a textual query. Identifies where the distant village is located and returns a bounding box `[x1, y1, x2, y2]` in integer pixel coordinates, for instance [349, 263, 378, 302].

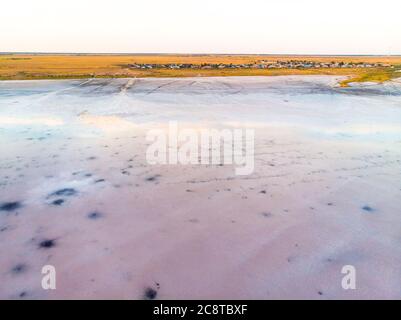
[127, 60, 391, 70]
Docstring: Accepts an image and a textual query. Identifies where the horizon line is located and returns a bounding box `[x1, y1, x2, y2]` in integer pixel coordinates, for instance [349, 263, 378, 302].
[1, 52, 401, 57]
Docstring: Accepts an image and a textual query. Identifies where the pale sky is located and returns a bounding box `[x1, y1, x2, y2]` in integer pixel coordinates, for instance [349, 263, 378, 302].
[1, 0, 400, 54]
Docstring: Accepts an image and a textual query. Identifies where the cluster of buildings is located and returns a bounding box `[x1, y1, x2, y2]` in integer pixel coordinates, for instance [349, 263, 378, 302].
[127, 60, 390, 70]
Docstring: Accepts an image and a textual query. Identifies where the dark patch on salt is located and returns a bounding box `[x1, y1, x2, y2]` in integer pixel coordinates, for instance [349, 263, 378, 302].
[145, 174, 161, 182]
[362, 205, 374, 212]
[12, 263, 27, 274]
[39, 239, 56, 249]
[0, 201, 22, 212]
[87, 212, 102, 220]
[49, 188, 77, 197]
[144, 287, 157, 300]
[52, 199, 65, 206]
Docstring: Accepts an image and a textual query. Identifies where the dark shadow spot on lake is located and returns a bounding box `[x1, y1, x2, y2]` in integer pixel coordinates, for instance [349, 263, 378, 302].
[362, 205, 374, 212]
[39, 239, 56, 249]
[0, 201, 22, 212]
[51, 199, 65, 206]
[261, 212, 272, 218]
[87, 212, 102, 220]
[12, 263, 27, 275]
[144, 287, 157, 300]
[49, 188, 77, 197]
[145, 174, 161, 182]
